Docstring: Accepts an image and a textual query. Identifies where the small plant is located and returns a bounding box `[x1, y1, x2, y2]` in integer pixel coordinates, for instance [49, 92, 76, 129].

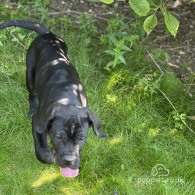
[172, 111, 186, 130]
[100, 17, 139, 70]
[10, 28, 26, 44]
[104, 36, 131, 70]
[32, 0, 49, 21]
[79, 14, 97, 36]
[133, 73, 159, 97]
[103, 34, 139, 70]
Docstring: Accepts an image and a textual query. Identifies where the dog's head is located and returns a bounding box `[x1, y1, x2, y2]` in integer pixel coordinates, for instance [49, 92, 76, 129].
[36, 105, 106, 169]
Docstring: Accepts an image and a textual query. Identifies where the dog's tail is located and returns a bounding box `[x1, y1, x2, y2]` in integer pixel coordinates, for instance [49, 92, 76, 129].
[0, 20, 50, 35]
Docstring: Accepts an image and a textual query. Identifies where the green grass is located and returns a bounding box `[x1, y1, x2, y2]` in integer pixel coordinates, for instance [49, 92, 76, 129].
[0, 4, 195, 194]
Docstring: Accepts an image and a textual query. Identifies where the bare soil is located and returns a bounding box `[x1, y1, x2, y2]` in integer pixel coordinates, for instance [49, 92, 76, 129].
[49, 0, 195, 78]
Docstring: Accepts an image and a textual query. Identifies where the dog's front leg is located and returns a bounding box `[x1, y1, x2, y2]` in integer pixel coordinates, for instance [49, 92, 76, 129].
[32, 117, 55, 164]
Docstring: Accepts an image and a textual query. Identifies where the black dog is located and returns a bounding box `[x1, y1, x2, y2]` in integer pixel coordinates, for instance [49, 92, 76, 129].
[0, 20, 106, 171]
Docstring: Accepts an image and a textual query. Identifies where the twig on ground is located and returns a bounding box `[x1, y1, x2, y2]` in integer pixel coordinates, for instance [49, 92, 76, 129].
[10, 32, 26, 49]
[48, 7, 110, 21]
[187, 116, 195, 120]
[167, 62, 180, 69]
[147, 50, 164, 76]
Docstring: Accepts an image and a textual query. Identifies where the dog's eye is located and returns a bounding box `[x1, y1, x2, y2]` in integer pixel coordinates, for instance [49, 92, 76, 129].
[56, 133, 62, 139]
[56, 132, 66, 139]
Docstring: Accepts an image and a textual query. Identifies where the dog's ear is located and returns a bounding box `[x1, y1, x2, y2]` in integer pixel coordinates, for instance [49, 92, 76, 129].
[87, 110, 107, 138]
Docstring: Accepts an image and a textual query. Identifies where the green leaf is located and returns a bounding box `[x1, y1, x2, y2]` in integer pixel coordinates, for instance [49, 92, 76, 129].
[118, 55, 126, 64]
[11, 27, 22, 33]
[125, 34, 139, 42]
[18, 33, 25, 40]
[11, 38, 17, 42]
[129, 0, 150, 16]
[0, 41, 3, 46]
[122, 45, 132, 51]
[164, 12, 179, 37]
[109, 36, 118, 44]
[100, 0, 114, 4]
[105, 50, 115, 56]
[143, 14, 157, 35]
[106, 61, 115, 70]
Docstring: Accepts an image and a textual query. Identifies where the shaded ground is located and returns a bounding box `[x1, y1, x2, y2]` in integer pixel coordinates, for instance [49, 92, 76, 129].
[49, 0, 195, 77]
[147, 3, 195, 76]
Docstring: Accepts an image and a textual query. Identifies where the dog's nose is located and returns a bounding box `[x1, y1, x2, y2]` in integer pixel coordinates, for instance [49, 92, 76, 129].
[63, 154, 75, 162]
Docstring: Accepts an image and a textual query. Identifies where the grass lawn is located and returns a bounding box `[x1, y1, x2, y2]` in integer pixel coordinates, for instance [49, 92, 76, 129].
[0, 13, 195, 195]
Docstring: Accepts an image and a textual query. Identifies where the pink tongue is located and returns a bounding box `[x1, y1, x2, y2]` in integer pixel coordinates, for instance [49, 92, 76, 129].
[60, 167, 79, 178]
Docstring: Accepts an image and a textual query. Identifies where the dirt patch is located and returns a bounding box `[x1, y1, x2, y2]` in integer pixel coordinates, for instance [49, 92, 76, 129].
[48, 1, 195, 76]
[147, 3, 195, 76]
[49, 0, 133, 29]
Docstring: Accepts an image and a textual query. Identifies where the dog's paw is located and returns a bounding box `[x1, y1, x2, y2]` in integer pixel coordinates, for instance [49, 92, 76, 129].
[28, 99, 39, 118]
[28, 111, 33, 119]
[36, 149, 55, 164]
[28, 107, 37, 119]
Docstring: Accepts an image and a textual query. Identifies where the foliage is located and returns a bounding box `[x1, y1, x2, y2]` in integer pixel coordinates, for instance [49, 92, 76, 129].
[99, 0, 180, 37]
[104, 36, 132, 69]
[143, 13, 157, 35]
[164, 11, 179, 37]
[129, 0, 150, 16]
[79, 14, 98, 36]
[100, 0, 114, 4]
[99, 16, 140, 70]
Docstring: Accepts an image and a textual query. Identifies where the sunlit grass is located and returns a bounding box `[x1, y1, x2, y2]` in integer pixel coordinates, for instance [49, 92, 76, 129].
[32, 171, 60, 188]
[109, 137, 123, 145]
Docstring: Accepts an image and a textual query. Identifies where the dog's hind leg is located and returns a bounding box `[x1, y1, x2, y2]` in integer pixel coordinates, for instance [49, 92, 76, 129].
[26, 47, 38, 118]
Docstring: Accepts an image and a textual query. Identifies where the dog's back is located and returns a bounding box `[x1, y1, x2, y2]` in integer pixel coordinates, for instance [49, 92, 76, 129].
[27, 32, 82, 107]
[28, 33, 69, 71]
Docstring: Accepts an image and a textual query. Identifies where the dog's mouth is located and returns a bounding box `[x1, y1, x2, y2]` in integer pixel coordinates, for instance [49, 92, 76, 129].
[60, 167, 79, 178]
[52, 148, 79, 177]
[59, 158, 80, 178]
